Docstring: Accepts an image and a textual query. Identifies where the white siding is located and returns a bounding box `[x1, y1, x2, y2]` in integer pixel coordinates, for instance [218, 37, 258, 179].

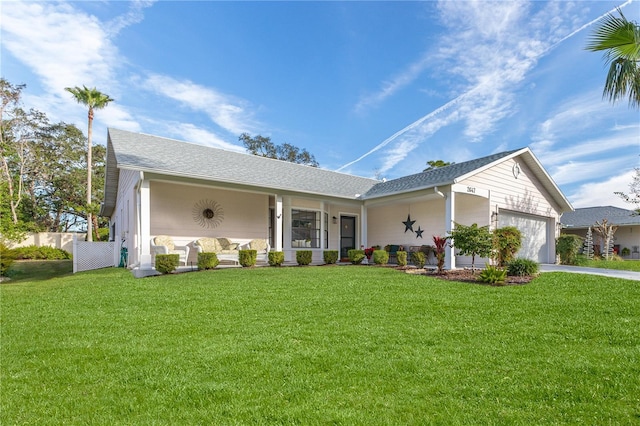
[460, 158, 561, 220]
[113, 169, 140, 266]
[367, 199, 446, 249]
[150, 181, 269, 263]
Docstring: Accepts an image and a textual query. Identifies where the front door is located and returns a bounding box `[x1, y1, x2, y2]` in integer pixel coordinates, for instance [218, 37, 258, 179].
[340, 216, 356, 260]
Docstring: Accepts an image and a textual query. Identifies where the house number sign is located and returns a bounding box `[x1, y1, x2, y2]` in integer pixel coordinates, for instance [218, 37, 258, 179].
[451, 183, 489, 198]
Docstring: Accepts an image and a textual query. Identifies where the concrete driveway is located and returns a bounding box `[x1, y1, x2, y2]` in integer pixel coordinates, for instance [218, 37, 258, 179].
[540, 264, 640, 281]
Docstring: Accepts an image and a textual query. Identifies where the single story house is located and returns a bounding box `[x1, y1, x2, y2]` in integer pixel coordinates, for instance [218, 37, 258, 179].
[100, 129, 573, 276]
[561, 206, 640, 258]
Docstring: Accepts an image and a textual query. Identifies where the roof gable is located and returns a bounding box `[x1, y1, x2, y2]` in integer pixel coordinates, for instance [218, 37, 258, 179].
[362, 150, 521, 198]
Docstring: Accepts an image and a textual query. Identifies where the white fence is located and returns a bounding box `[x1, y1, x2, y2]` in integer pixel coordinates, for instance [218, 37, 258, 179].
[12, 232, 86, 253]
[72, 235, 117, 273]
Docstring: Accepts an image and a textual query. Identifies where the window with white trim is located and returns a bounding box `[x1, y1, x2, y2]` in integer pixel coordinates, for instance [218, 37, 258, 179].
[291, 209, 320, 248]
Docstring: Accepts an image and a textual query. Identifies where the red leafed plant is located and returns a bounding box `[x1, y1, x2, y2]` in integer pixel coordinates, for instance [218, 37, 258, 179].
[432, 235, 449, 274]
[364, 247, 374, 260]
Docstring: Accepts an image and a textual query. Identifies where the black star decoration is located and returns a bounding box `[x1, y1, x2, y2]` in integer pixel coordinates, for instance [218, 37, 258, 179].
[403, 214, 416, 233]
[415, 226, 424, 238]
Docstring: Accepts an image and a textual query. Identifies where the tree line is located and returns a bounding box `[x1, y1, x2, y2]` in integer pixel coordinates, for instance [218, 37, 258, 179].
[1, 78, 109, 243]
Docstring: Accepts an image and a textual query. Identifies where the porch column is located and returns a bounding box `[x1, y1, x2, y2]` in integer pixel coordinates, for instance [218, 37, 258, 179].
[139, 179, 152, 269]
[360, 204, 368, 248]
[275, 195, 283, 251]
[445, 191, 456, 270]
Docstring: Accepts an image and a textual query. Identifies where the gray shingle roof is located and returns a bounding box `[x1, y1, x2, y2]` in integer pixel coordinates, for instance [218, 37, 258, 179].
[105, 128, 377, 202]
[362, 149, 522, 198]
[561, 206, 640, 228]
[101, 129, 572, 217]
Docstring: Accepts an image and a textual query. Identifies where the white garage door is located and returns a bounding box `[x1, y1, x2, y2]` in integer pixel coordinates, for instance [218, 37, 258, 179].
[499, 211, 550, 263]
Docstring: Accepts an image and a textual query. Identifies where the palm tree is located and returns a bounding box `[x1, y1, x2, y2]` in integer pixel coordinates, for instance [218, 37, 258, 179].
[586, 8, 640, 109]
[65, 86, 113, 241]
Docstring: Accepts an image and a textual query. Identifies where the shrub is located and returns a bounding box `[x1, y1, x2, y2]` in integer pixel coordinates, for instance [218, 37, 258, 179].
[411, 251, 426, 268]
[348, 249, 365, 265]
[506, 258, 539, 276]
[323, 250, 339, 264]
[11, 245, 71, 260]
[621, 247, 631, 257]
[373, 249, 389, 265]
[239, 250, 257, 267]
[296, 250, 312, 266]
[493, 226, 522, 267]
[556, 234, 583, 265]
[574, 254, 590, 266]
[197, 252, 219, 270]
[477, 264, 507, 285]
[1, 244, 16, 276]
[449, 223, 492, 270]
[155, 254, 179, 274]
[268, 251, 284, 266]
[396, 251, 407, 267]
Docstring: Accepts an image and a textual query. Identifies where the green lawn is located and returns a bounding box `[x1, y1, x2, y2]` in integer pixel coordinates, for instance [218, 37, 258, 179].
[2, 266, 639, 424]
[584, 259, 640, 272]
[3, 259, 73, 282]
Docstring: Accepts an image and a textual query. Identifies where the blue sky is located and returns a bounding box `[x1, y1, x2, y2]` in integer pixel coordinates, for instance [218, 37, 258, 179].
[2, 0, 638, 209]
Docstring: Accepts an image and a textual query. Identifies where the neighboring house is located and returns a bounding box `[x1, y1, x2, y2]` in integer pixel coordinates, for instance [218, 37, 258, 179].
[561, 206, 640, 258]
[100, 129, 573, 276]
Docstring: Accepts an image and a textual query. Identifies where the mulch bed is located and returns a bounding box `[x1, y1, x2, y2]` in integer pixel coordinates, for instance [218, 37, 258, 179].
[403, 266, 535, 285]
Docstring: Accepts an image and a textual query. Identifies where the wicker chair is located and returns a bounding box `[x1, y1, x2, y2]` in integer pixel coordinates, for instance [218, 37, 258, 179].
[151, 235, 190, 266]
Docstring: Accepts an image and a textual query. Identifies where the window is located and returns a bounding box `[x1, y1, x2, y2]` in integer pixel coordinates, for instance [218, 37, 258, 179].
[291, 209, 320, 248]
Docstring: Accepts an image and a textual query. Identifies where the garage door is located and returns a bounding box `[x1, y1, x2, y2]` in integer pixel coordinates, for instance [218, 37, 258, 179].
[499, 211, 550, 263]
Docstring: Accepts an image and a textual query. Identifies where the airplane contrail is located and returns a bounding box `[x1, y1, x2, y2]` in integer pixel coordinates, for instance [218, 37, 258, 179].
[335, 0, 635, 173]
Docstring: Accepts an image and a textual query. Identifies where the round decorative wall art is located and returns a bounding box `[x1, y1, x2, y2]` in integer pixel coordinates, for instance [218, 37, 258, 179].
[192, 199, 224, 228]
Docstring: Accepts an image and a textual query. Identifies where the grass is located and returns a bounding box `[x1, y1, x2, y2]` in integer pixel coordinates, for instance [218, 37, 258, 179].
[3, 260, 73, 282]
[2, 266, 639, 424]
[583, 259, 640, 272]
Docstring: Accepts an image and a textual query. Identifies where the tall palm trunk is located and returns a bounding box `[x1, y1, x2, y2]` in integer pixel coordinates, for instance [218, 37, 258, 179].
[86, 107, 94, 241]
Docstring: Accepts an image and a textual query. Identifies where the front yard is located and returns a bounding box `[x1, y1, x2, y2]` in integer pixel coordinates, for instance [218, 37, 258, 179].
[1, 266, 639, 424]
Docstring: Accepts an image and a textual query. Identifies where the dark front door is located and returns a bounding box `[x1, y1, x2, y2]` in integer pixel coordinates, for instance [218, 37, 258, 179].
[340, 216, 356, 260]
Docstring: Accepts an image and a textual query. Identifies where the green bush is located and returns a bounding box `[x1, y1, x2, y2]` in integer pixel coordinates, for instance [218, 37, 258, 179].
[296, 250, 313, 266]
[155, 254, 179, 274]
[197, 252, 219, 270]
[493, 226, 522, 267]
[239, 250, 257, 267]
[556, 234, 584, 265]
[411, 251, 426, 268]
[11, 245, 71, 260]
[1, 244, 16, 276]
[506, 258, 539, 276]
[396, 251, 407, 267]
[574, 254, 590, 266]
[477, 264, 507, 285]
[348, 249, 365, 265]
[323, 250, 339, 264]
[373, 249, 389, 265]
[268, 251, 284, 266]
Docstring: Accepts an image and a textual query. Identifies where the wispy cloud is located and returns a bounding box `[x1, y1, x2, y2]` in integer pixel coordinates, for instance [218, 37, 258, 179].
[530, 90, 639, 165]
[143, 74, 259, 137]
[340, 0, 618, 173]
[569, 169, 637, 209]
[162, 123, 246, 153]
[354, 54, 431, 113]
[1, 2, 118, 94]
[107, 0, 156, 37]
